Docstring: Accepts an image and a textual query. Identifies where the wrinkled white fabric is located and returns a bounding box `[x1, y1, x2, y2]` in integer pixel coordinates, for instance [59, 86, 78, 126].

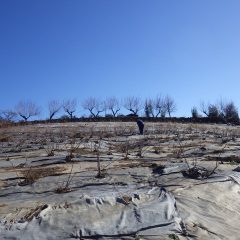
[0, 187, 183, 240]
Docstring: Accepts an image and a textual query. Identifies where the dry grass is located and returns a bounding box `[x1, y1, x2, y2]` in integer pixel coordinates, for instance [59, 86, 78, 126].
[19, 166, 65, 186]
[54, 186, 72, 193]
[0, 135, 10, 142]
[23, 204, 48, 222]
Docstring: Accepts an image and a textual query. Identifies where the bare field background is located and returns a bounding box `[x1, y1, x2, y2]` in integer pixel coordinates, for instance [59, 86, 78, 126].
[0, 121, 240, 239]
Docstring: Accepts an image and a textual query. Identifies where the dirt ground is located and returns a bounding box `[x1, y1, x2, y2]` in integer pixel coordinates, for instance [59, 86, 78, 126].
[0, 121, 240, 239]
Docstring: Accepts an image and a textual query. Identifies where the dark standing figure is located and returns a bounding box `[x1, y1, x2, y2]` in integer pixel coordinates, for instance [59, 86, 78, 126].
[137, 119, 144, 135]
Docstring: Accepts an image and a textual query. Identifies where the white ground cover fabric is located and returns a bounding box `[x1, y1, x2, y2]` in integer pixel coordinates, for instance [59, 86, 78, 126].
[174, 175, 240, 240]
[0, 187, 184, 240]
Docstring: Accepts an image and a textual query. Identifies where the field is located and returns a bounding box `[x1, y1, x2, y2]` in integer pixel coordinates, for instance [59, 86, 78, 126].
[0, 121, 240, 240]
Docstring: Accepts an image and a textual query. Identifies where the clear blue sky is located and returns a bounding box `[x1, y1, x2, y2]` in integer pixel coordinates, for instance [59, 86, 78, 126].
[1, 0, 240, 118]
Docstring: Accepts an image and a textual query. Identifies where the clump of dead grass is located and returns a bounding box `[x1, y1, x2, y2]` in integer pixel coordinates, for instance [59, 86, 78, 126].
[22, 204, 48, 222]
[55, 163, 74, 193]
[0, 135, 11, 142]
[19, 166, 65, 186]
[54, 185, 72, 193]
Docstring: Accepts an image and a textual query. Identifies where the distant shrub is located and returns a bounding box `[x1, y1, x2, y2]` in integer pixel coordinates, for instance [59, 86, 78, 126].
[223, 102, 239, 124]
[59, 114, 70, 120]
[191, 107, 198, 119]
[105, 114, 114, 118]
[208, 104, 220, 120]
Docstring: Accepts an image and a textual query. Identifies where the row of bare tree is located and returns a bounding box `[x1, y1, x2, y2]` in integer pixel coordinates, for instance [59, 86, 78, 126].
[192, 100, 239, 124]
[0, 95, 177, 122]
[1, 97, 239, 124]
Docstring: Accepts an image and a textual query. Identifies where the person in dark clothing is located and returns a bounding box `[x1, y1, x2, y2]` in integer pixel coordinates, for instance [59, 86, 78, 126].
[136, 119, 144, 135]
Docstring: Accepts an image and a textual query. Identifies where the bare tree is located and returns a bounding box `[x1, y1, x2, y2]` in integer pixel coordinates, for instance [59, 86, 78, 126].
[15, 100, 41, 121]
[48, 100, 62, 120]
[104, 97, 120, 117]
[82, 97, 104, 118]
[164, 95, 176, 117]
[199, 99, 239, 123]
[123, 96, 142, 115]
[144, 99, 154, 117]
[63, 99, 77, 119]
[200, 101, 209, 117]
[200, 100, 224, 120]
[0, 110, 17, 121]
[217, 98, 226, 115]
[208, 104, 220, 120]
[154, 95, 167, 117]
[223, 101, 239, 124]
[191, 107, 199, 119]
